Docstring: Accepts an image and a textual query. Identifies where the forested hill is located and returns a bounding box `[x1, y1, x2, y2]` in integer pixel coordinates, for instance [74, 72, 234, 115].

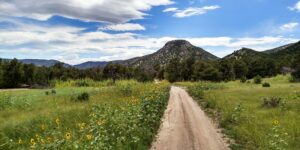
[222, 41, 300, 67]
[2, 59, 71, 68]
[121, 40, 219, 68]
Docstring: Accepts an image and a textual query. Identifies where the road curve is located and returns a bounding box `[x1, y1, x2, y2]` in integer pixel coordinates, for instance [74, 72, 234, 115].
[150, 86, 229, 150]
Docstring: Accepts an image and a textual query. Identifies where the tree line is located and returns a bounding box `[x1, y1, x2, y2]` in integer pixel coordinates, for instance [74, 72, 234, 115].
[161, 55, 299, 83]
[0, 59, 153, 88]
[1, 55, 300, 88]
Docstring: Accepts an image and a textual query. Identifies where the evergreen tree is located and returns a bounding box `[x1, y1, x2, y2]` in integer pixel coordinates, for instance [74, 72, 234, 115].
[219, 59, 235, 81]
[2, 59, 23, 88]
[291, 54, 300, 81]
[23, 64, 35, 85]
[165, 58, 180, 82]
[233, 60, 248, 79]
[180, 56, 195, 81]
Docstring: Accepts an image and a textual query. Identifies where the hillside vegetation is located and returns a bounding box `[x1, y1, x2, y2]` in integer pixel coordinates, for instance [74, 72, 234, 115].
[177, 75, 300, 150]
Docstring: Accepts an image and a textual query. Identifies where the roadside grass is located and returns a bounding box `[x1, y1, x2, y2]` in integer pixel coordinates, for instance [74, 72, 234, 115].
[177, 75, 300, 150]
[0, 80, 170, 149]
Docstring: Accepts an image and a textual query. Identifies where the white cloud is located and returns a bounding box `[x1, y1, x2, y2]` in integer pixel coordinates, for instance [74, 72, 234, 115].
[163, 8, 178, 12]
[100, 23, 146, 31]
[280, 22, 299, 31]
[0, 20, 298, 64]
[164, 5, 220, 18]
[0, 0, 174, 23]
[289, 1, 300, 12]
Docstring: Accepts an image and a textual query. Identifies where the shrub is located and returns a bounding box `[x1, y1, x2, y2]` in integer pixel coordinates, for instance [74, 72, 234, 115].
[262, 82, 271, 87]
[240, 76, 247, 83]
[51, 89, 56, 94]
[231, 103, 244, 124]
[75, 80, 89, 87]
[262, 97, 283, 108]
[76, 92, 90, 102]
[45, 89, 56, 95]
[253, 75, 262, 84]
[118, 83, 133, 96]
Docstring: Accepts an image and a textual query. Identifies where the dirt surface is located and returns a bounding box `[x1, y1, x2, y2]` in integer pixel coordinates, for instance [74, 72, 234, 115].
[150, 86, 229, 150]
[0, 88, 29, 92]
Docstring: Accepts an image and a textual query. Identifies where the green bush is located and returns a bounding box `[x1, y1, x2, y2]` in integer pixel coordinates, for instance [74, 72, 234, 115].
[117, 81, 135, 96]
[253, 75, 262, 84]
[262, 82, 271, 87]
[51, 89, 56, 94]
[75, 80, 89, 87]
[262, 97, 283, 108]
[76, 92, 90, 102]
[240, 76, 247, 83]
[45, 89, 56, 95]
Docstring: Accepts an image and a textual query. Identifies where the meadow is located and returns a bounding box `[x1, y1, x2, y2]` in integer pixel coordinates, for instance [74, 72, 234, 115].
[177, 75, 300, 150]
[0, 80, 170, 149]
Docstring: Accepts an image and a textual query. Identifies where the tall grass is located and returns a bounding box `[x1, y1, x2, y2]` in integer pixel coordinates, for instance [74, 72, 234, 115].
[179, 75, 300, 150]
[0, 80, 170, 149]
[53, 78, 114, 88]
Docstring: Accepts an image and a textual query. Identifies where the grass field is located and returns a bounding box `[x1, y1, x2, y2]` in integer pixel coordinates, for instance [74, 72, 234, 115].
[0, 80, 170, 149]
[177, 75, 300, 150]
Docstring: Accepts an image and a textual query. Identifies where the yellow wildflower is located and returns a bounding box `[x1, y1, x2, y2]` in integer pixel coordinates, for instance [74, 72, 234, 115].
[40, 139, 45, 144]
[55, 118, 60, 125]
[46, 137, 52, 143]
[86, 134, 93, 140]
[30, 138, 36, 145]
[273, 120, 279, 125]
[41, 124, 45, 130]
[78, 122, 86, 130]
[97, 120, 105, 126]
[65, 132, 71, 140]
[91, 113, 96, 117]
[18, 138, 23, 144]
[35, 134, 40, 143]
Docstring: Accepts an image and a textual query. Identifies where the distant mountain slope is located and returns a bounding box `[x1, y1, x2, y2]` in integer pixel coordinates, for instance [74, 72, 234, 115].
[263, 43, 296, 54]
[223, 47, 269, 61]
[20, 59, 71, 67]
[1, 59, 71, 67]
[74, 61, 109, 69]
[263, 41, 300, 66]
[122, 40, 219, 68]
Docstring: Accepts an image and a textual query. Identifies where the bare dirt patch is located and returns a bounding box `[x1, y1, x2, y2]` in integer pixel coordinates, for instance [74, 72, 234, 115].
[150, 86, 229, 150]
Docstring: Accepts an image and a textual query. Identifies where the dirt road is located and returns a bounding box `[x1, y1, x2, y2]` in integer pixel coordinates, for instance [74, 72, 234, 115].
[150, 86, 229, 150]
[0, 88, 29, 92]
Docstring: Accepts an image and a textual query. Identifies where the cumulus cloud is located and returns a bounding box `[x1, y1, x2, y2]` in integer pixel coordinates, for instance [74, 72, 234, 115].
[100, 23, 146, 31]
[163, 5, 220, 18]
[0, 0, 174, 23]
[163, 8, 178, 12]
[0, 19, 298, 64]
[289, 1, 300, 12]
[280, 22, 299, 31]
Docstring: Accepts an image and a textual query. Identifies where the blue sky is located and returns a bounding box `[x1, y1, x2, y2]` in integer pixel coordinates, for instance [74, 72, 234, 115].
[0, 0, 300, 64]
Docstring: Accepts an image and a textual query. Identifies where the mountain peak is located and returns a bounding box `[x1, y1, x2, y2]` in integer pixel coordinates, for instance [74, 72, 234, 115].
[164, 40, 192, 48]
[237, 47, 256, 53]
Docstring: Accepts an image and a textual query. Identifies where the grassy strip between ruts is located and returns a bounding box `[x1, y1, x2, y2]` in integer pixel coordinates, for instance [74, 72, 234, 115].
[176, 75, 300, 150]
[0, 80, 170, 149]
